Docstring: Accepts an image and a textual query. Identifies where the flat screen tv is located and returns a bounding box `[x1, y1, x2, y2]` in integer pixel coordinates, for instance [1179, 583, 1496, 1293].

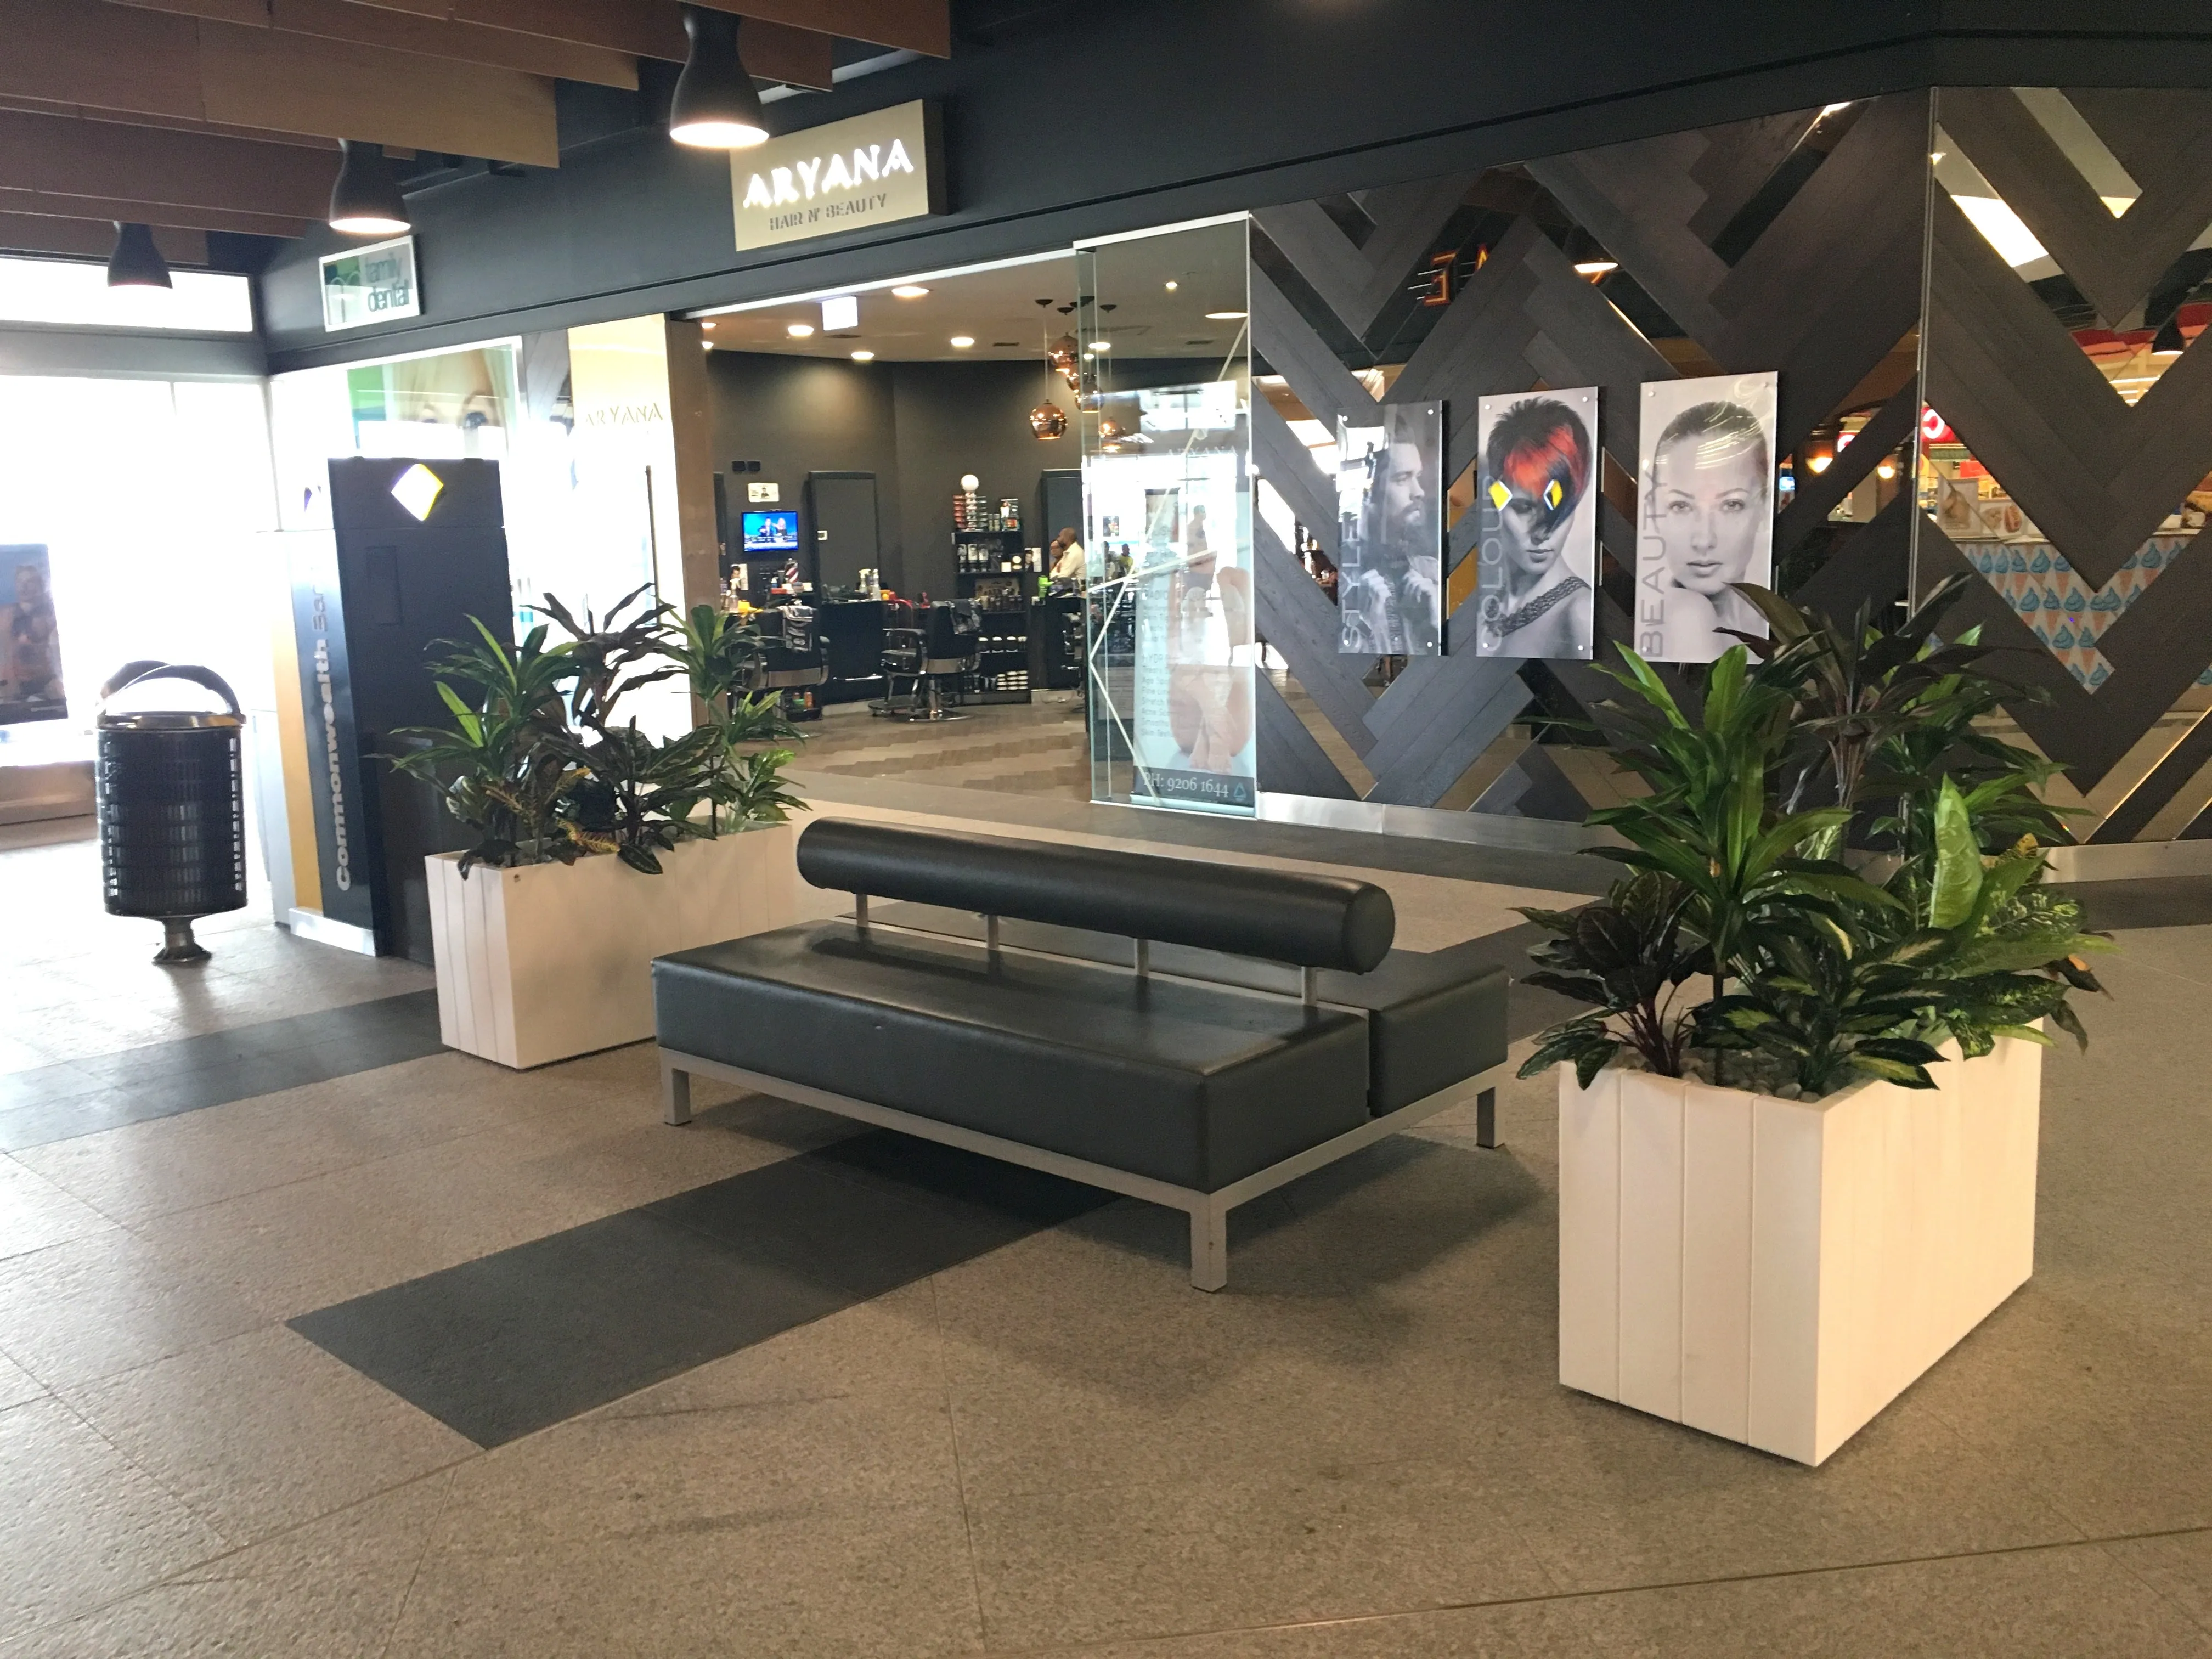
[741, 509, 799, 554]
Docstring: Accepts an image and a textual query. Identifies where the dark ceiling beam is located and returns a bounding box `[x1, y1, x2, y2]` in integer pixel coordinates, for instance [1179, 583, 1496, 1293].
[432, 0, 834, 87]
[0, 93, 341, 149]
[0, 210, 209, 263]
[0, 106, 341, 218]
[0, 0, 561, 164]
[687, 0, 949, 57]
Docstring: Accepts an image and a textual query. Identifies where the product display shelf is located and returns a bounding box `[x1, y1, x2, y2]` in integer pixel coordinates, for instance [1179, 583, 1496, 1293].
[954, 529, 1039, 704]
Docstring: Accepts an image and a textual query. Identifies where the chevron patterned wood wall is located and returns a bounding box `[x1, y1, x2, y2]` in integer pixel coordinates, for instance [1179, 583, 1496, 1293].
[1248, 86, 2212, 844]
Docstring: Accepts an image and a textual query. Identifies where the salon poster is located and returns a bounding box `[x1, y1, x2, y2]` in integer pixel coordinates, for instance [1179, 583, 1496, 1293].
[1085, 381, 1256, 814]
[1337, 400, 1443, 657]
[1473, 389, 1598, 659]
[0, 546, 66, 725]
[1635, 373, 1778, 664]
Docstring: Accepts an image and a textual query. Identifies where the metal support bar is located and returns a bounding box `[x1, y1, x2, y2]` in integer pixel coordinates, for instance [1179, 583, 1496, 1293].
[656, 1047, 1509, 1290]
[984, 913, 1001, 952]
[1134, 938, 1150, 978]
[1300, 966, 1317, 1006]
[1476, 1087, 1497, 1149]
[662, 1058, 693, 1126]
[854, 893, 869, 932]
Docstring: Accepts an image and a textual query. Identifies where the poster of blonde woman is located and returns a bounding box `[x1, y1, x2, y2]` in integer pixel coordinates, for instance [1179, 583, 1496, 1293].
[1635, 374, 1778, 664]
[1474, 389, 1598, 658]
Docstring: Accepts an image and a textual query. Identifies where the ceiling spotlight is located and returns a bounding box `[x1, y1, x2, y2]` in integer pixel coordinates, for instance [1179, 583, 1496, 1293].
[950, 335, 975, 349]
[668, 6, 769, 149]
[786, 323, 815, 338]
[105, 222, 171, 290]
[701, 320, 715, 329]
[1086, 340, 1111, 352]
[1572, 260, 1618, 276]
[1876, 460, 1898, 479]
[891, 284, 930, 299]
[702, 340, 714, 349]
[1164, 280, 1178, 291]
[851, 350, 875, 362]
[1204, 310, 1246, 320]
[328, 140, 410, 235]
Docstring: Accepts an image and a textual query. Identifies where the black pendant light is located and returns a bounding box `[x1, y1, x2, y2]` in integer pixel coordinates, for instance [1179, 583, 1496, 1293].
[106, 222, 171, 289]
[329, 140, 411, 236]
[669, 7, 769, 149]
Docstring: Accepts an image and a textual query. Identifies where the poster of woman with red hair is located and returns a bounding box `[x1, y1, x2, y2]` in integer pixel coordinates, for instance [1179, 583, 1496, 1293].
[1474, 389, 1598, 659]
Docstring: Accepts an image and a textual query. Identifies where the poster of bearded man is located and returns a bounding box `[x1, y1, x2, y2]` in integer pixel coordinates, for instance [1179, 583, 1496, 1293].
[1472, 390, 1598, 659]
[1336, 400, 1443, 657]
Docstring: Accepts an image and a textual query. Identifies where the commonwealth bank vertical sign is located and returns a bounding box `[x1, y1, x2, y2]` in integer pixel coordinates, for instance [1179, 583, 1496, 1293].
[729, 101, 943, 252]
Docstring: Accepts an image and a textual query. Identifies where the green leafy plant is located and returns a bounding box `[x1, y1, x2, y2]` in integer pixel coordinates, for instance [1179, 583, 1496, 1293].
[384, 589, 808, 877]
[1515, 872, 1712, 1087]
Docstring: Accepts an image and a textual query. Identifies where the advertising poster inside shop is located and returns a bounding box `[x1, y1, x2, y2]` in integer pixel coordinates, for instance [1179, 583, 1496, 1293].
[1635, 371, 1779, 664]
[1086, 381, 1256, 814]
[1473, 388, 1598, 659]
[1335, 401, 1444, 657]
[0, 545, 64, 725]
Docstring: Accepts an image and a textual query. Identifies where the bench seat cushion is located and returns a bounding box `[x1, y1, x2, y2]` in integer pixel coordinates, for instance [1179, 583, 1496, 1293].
[654, 923, 1371, 1193]
[1316, 940, 1510, 1115]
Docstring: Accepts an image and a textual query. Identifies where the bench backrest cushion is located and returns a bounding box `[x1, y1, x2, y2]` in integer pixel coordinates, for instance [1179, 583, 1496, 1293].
[796, 820, 1395, 973]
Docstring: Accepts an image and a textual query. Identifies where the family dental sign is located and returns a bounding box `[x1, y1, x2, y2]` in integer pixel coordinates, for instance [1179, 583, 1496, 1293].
[729, 101, 943, 253]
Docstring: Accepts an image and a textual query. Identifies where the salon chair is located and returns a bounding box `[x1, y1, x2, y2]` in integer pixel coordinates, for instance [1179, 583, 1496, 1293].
[877, 601, 981, 721]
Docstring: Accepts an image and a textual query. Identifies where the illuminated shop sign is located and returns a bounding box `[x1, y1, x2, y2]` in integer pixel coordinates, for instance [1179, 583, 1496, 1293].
[729, 101, 942, 253]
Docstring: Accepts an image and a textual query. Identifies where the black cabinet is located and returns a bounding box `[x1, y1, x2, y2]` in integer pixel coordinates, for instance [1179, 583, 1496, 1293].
[952, 529, 1036, 702]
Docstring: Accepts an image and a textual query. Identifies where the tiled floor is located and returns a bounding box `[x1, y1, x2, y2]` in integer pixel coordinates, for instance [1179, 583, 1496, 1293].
[0, 800, 2207, 1655]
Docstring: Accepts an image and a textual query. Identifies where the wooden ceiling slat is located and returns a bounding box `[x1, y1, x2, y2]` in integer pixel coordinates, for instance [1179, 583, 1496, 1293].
[690, 0, 949, 57]
[740, 20, 834, 90]
[196, 22, 559, 165]
[108, 0, 265, 25]
[443, 0, 687, 59]
[0, 94, 340, 149]
[0, 108, 339, 218]
[0, 0, 204, 120]
[0, 185, 314, 236]
[271, 0, 638, 89]
[0, 211, 208, 264]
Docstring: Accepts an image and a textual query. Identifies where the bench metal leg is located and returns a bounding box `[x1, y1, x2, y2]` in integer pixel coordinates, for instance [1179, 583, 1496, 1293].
[662, 1058, 693, 1127]
[1476, 1087, 1498, 1149]
[1189, 1200, 1228, 1293]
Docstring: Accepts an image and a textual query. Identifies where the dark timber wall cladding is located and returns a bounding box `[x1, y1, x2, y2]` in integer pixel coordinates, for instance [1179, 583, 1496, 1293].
[1253, 86, 2212, 843]
[1251, 92, 1932, 814]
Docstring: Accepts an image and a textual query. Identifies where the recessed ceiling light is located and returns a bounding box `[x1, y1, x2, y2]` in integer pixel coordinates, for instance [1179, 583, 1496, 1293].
[892, 285, 929, 299]
[1086, 340, 1111, 352]
[786, 323, 815, 338]
[701, 320, 715, 329]
[851, 350, 875, 362]
[1572, 260, 1618, 276]
[702, 340, 714, 349]
[1204, 310, 1246, 320]
[1164, 280, 1178, 291]
[950, 335, 975, 348]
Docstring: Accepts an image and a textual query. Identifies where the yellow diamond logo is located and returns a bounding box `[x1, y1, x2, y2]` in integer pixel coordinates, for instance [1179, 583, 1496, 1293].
[1487, 479, 1511, 510]
[391, 463, 444, 522]
[1544, 479, 1564, 510]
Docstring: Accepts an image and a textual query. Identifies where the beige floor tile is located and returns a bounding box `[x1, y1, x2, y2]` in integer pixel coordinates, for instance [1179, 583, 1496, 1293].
[0, 1229, 265, 1389]
[0, 1398, 229, 1645]
[0, 1152, 117, 1261]
[61, 1326, 476, 1547]
[0, 1348, 44, 1410]
[1588, 1539, 2211, 1657]
[1015, 1597, 1637, 1658]
[966, 1460, 1559, 1651]
[2104, 1530, 2212, 1638]
[0, 1472, 451, 1658]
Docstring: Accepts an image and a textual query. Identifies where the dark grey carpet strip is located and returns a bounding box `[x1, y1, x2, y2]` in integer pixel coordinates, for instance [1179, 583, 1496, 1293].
[290, 1128, 1112, 1449]
[0, 989, 444, 1150]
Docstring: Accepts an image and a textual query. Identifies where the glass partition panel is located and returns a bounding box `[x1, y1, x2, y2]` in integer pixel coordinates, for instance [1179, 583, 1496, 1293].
[1076, 218, 1254, 814]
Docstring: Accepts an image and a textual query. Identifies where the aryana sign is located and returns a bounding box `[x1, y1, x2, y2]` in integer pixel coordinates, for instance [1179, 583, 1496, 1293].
[729, 100, 941, 254]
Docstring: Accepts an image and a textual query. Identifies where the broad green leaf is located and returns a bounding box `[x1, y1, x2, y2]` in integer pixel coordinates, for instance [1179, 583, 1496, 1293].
[1928, 777, 1982, 929]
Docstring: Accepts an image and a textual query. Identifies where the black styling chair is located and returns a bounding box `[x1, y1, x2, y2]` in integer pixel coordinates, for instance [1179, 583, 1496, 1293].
[754, 604, 827, 721]
[877, 601, 980, 721]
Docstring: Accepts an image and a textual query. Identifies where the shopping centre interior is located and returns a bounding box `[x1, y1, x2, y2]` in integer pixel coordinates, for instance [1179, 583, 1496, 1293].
[1, 4, 2209, 1654]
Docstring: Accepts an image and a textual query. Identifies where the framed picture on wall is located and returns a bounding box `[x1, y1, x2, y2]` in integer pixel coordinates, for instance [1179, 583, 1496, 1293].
[1472, 388, 1598, 659]
[1336, 400, 1443, 657]
[1635, 373, 1779, 664]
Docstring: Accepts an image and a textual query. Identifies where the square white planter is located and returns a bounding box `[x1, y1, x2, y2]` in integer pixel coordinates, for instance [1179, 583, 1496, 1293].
[425, 825, 798, 1069]
[1558, 1037, 2041, 1465]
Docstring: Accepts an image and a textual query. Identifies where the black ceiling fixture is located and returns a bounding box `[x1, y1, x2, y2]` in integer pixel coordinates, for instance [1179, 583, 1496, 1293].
[669, 7, 769, 150]
[105, 222, 171, 289]
[329, 140, 411, 236]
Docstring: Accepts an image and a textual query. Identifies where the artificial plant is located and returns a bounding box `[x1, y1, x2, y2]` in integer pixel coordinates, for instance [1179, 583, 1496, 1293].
[387, 587, 804, 877]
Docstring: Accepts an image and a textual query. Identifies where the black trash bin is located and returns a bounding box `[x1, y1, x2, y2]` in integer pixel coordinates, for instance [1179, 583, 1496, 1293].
[94, 660, 248, 964]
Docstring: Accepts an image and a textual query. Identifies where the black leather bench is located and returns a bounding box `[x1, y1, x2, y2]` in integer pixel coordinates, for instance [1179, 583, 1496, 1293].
[653, 821, 1509, 1289]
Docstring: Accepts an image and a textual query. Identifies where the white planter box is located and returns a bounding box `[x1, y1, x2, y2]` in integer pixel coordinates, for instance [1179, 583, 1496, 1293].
[1558, 1037, 2041, 1465]
[425, 825, 798, 1069]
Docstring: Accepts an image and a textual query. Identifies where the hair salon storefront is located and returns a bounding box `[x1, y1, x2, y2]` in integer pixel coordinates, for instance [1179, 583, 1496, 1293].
[249, 5, 2212, 865]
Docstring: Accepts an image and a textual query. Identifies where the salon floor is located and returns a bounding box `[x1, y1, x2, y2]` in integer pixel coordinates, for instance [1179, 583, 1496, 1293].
[0, 798, 2207, 1657]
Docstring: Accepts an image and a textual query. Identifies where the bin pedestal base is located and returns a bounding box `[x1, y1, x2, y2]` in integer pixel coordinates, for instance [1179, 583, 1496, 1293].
[154, 919, 208, 966]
